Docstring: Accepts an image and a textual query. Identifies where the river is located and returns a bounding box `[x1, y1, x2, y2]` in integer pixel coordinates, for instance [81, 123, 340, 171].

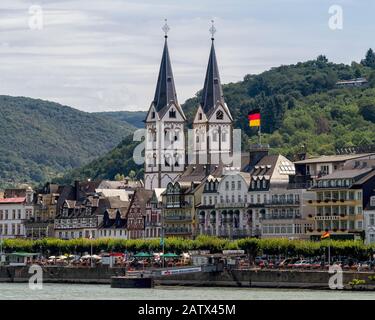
[1, 283, 375, 300]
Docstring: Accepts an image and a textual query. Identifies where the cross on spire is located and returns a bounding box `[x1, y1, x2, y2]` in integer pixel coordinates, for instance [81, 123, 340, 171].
[209, 19, 216, 40]
[162, 19, 170, 38]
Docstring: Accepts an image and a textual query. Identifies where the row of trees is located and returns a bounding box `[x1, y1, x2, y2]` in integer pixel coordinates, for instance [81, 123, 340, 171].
[3, 236, 375, 260]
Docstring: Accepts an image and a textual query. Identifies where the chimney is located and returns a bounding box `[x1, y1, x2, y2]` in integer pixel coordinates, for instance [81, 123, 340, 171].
[74, 180, 80, 201]
[249, 144, 269, 169]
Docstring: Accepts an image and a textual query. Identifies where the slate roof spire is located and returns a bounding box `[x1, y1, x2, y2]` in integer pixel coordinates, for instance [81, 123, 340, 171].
[152, 19, 178, 113]
[201, 20, 225, 114]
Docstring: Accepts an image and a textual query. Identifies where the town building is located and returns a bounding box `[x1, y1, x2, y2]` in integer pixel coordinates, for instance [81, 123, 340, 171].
[126, 188, 153, 239]
[364, 195, 375, 244]
[145, 188, 164, 239]
[307, 157, 375, 240]
[97, 197, 130, 239]
[336, 77, 368, 88]
[162, 181, 203, 239]
[25, 183, 60, 239]
[196, 172, 252, 238]
[0, 188, 34, 239]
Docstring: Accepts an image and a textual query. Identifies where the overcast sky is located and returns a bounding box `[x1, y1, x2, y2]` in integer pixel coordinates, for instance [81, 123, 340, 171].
[0, 0, 374, 112]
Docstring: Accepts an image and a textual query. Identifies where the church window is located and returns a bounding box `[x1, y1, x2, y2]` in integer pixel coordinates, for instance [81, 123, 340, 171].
[169, 109, 176, 118]
[199, 113, 202, 120]
[216, 110, 223, 120]
[222, 131, 227, 142]
[212, 130, 218, 142]
[151, 111, 155, 119]
[165, 155, 170, 167]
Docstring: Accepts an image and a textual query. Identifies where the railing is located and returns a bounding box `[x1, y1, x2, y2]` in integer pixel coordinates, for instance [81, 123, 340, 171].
[165, 203, 192, 209]
[164, 216, 192, 222]
[145, 221, 161, 227]
[265, 199, 300, 206]
[262, 214, 301, 220]
[165, 228, 191, 234]
[215, 203, 246, 208]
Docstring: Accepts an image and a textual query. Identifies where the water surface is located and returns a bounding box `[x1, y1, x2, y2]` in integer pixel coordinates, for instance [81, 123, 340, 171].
[1, 283, 375, 300]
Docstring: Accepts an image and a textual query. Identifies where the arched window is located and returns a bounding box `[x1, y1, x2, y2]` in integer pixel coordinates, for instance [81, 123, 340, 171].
[165, 155, 171, 167]
[174, 154, 180, 167]
[222, 131, 227, 142]
[169, 109, 176, 118]
[212, 129, 218, 142]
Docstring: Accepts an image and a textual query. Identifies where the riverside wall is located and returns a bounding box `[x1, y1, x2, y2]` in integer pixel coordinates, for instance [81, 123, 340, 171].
[1, 266, 375, 289]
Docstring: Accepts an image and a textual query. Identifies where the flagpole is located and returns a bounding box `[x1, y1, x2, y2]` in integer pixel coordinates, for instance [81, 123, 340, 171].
[258, 123, 261, 145]
[328, 239, 331, 266]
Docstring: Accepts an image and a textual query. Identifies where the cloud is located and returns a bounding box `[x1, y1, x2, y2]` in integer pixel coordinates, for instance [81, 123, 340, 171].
[0, 0, 373, 112]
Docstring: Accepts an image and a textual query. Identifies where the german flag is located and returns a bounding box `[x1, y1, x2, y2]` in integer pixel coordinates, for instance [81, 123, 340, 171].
[248, 109, 261, 127]
[321, 231, 330, 239]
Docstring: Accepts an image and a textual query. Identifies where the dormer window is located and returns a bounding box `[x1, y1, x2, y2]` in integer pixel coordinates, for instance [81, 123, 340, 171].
[216, 110, 223, 120]
[167, 77, 172, 82]
[214, 78, 219, 84]
[199, 113, 202, 120]
[151, 111, 155, 119]
[169, 109, 176, 118]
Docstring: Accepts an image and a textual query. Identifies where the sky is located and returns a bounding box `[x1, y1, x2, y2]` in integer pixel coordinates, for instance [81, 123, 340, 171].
[0, 0, 374, 112]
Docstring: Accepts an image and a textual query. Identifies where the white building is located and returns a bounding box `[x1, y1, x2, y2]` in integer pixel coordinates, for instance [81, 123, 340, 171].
[0, 189, 34, 239]
[364, 195, 375, 244]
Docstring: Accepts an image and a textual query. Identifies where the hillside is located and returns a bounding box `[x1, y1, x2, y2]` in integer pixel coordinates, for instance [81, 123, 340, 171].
[0, 96, 135, 187]
[61, 52, 375, 182]
[95, 111, 146, 128]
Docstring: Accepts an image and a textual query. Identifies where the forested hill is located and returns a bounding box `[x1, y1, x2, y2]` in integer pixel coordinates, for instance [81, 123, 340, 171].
[62, 50, 375, 183]
[94, 111, 146, 128]
[0, 96, 135, 187]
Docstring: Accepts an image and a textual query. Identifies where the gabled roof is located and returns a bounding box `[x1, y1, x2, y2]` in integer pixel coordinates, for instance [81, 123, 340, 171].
[200, 39, 225, 115]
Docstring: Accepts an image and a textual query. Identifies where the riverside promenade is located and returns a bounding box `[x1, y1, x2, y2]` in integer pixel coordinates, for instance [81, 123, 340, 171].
[2, 266, 375, 290]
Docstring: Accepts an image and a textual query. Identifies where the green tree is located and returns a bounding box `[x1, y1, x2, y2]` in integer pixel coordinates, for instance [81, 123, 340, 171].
[358, 98, 375, 123]
[361, 48, 375, 68]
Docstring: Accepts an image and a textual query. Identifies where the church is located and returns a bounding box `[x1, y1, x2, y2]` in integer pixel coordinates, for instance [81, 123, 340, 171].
[144, 21, 234, 190]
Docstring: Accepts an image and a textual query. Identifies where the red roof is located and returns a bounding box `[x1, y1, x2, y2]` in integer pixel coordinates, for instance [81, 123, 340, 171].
[0, 197, 26, 204]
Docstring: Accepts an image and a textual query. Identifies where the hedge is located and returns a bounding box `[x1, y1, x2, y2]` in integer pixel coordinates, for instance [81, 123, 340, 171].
[2, 236, 375, 259]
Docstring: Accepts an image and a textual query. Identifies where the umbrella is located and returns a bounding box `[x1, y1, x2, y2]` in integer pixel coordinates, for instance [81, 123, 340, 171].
[57, 255, 67, 260]
[48, 256, 56, 260]
[91, 255, 101, 260]
[81, 255, 91, 259]
[133, 252, 153, 258]
[161, 253, 180, 258]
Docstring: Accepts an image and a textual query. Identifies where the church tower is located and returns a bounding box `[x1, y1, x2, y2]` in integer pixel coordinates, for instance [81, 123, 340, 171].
[192, 21, 233, 166]
[144, 21, 186, 190]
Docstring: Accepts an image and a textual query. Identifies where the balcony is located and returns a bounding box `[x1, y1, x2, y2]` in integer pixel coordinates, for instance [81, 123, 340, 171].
[145, 221, 161, 227]
[165, 202, 192, 209]
[262, 214, 302, 220]
[165, 227, 191, 235]
[216, 203, 246, 209]
[164, 216, 192, 222]
[308, 199, 359, 206]
[265, 199, 300, 206]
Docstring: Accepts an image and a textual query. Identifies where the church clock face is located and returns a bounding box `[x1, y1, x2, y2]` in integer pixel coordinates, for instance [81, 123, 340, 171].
[216, 110, 224, 120]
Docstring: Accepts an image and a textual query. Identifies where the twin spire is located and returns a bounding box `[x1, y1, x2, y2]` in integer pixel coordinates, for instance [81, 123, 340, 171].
[152, 20, 224, 115]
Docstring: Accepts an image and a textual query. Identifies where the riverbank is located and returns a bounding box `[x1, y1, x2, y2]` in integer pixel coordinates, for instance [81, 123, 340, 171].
[2, 266, 375, 290]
